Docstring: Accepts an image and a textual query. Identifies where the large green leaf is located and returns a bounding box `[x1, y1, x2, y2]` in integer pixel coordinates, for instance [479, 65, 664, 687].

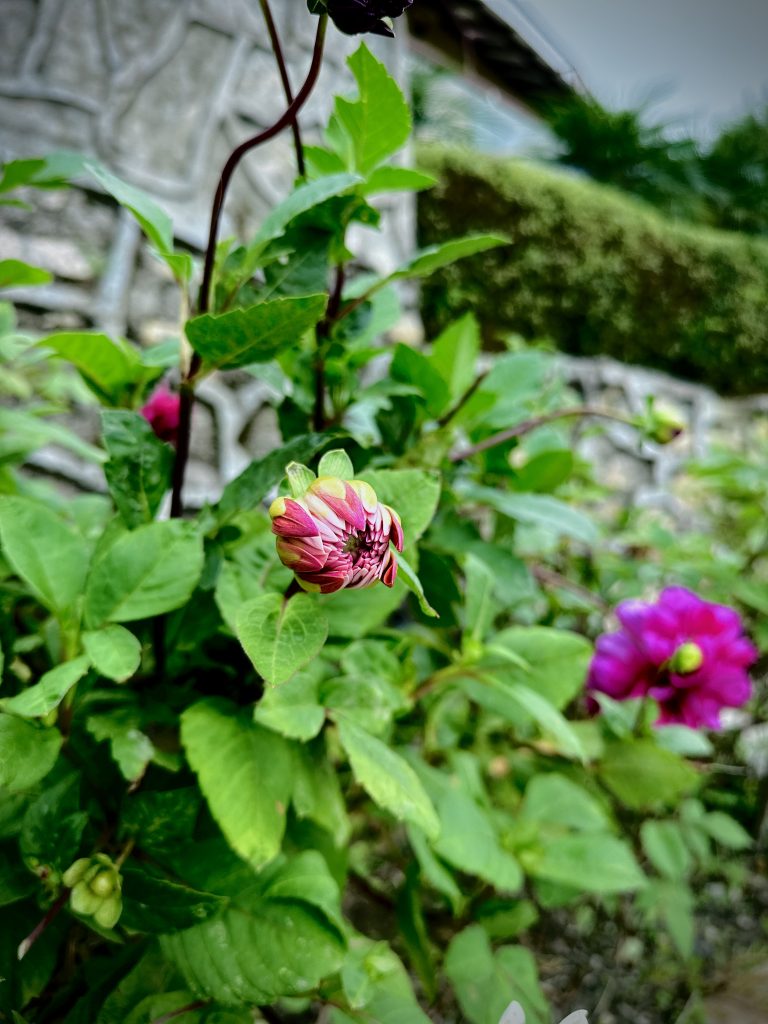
[640, 821, 693, 881]
[462, 485, 599, 546]
[332, 44, 411, 175]
[488, 626, 593, 709]
[181, 700, 293, 869]
[336, 717, 439, 840]
[120, 866, 227, 934]
[1, 657, 90, 718]
[390, 344, 450, 417]
[599, 739, 699, 810]
[428, 313, 481, 404]
[39, 331, 151, 406]
[456, 675, 585, 761]
[0, 496, 89, 614]
[0, 260, 52, 288]
[445, 926, 548, 1024]
[340, 940, 432, 1024]
[186, 294, 327, 372]
[522, 833, 645, 894]
[521, 774, 611, 834]
[360, 469, 441, 545]
[253, 668, 325, 741]
[84, 520, 204, 626]
[19, 777, 87, 873]
[237, 593, 328, 686]
[0, 715, 61, 793]
[101, 411, 173, 527]
[86, 162, 191, 281]
[388, 235, 508, 285]
[161, 853, 345, 1005]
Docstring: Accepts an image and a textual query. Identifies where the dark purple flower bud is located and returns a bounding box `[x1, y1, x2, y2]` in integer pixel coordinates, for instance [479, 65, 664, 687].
[326, 0, 413, 37]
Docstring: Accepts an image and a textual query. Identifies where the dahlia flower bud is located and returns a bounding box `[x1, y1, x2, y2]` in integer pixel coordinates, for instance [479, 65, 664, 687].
[587, 586, 757, 730]
[140, 385, 181, 445]
[269, 453, 403, 594]
[63, 853, 123, 930]
[320, 0, 414, 37]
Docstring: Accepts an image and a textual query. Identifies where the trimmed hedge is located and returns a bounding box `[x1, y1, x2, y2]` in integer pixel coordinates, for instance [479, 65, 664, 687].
[417, 145, 768, 395]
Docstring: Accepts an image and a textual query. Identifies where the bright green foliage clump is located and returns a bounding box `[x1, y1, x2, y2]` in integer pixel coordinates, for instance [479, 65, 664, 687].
[0, 33, 762, 1024]
[417, 145, 768, 395]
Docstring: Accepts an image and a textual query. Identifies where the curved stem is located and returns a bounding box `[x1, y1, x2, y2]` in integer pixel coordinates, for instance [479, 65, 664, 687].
[449, 406, 633, 463]
[169, 15, 328, 519]
[314, 264, 345, 430]
[258, 0, 306, 177]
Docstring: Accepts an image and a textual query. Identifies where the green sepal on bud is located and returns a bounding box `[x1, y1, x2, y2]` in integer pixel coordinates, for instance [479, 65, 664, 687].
[286, 461, 316, 499]
[64, 854, 122, 930]
[668, 642, 704, 675]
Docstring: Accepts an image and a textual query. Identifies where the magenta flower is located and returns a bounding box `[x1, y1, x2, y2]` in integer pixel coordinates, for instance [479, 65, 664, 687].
[588, 586, 757, 729]
[270, 473, 403, 595]
[140, 386, 181, 445]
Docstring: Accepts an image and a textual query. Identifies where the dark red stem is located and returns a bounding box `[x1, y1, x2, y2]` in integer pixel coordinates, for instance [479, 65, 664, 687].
[313, 264, 345, 431]
[258, 0, 306, 177]
[170, 15, 328, 518]
[17, 889, 69, 960]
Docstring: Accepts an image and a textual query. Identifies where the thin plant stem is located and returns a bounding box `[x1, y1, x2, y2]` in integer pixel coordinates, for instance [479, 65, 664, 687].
[170, 15, 328, 519]
[449, 406, 633, 462]
[17, 890, 69, 961]
[151, 1000, 210, 1024]
[258, 0, 306, 177]
[314, 265, 345, 430]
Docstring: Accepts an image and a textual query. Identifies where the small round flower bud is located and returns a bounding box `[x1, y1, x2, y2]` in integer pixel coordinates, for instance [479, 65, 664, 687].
[94, 894, 122, 930]
[140, 385, 181, 445]
[669, 641, 704, 675]
[62, 858, 91, 888]
[90, 870, 116, 898]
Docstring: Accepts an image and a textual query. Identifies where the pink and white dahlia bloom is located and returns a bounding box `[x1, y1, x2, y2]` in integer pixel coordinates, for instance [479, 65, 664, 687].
[270, 475, 403, 595]
[587, 586, 757, 729]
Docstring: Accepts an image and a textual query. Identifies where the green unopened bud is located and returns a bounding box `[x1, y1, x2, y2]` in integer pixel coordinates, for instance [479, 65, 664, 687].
[640, 400, 685, 445]
[94, 894, 122, 930]
[62, 858, 91, 888]
[90, 870, 116, 898]
[669, 642, 704, 675]
[71, 879, 102, 917]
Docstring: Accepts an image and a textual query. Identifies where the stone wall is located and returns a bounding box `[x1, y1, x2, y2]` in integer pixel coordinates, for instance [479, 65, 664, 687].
[0, 0, 412, 501]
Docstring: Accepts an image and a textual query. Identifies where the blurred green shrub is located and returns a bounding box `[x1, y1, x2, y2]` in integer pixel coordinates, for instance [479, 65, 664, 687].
[417, 145, 768, 395]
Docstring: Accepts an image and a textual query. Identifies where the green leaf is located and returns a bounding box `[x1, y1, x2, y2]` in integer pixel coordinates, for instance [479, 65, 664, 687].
[101, 411, 173, 528]
[253, 667, 325, 741]
[86, 162, 191, 281]
[86, 714, 154, 783]
[388, 235, 508, 285]
[333, 44, 411, 175]
[0, 407, 105, 465]
[0, 844, 35, 907]
[360, 468, 441, 545]
[457, 675, 586, 761]
[599, 739, 699, 810]
[390, 344, 450, 417]
[654, 725, 714, 757]
[161, 852, 345, 1005]
[521, 773, 611, 833]
[638, 880, 695, 959]
[318, 448, 355, 480]
[396, 553, 439, 618]
[20, 777, 87, 872]
[82, 625, 142, 683]
[641, 820, 693, 880]
[362, 167, 437, 195]
[463, 554, 496, 641]
[186, 294, 327, 372]
[120, 866, 227, 934]
[237, 593, 328, 687]
[84, 520, 204, 626]
[700, 811, 753, 850]
[335, 717, 439, 840]
[216, 432, 335, 522]
[0, 496, 89, 613]
[0, 260, 52, 288]
[120, 789, 201, 857]
[292, 740, 350, 845]
[488, 626, 593, 709]
[0, 715, 61, 793]
[523, 833, 646, 894]
[181, 700, 294, 869]
[445, 926, 548, 1024]
[428, 314, 480, 404]
[1, 657, 90, 718]
[340, 940, 432, 1024]
[407, 825, 463, 914]
[39, 331, 153, 406]
[462, 485, 599, 545]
